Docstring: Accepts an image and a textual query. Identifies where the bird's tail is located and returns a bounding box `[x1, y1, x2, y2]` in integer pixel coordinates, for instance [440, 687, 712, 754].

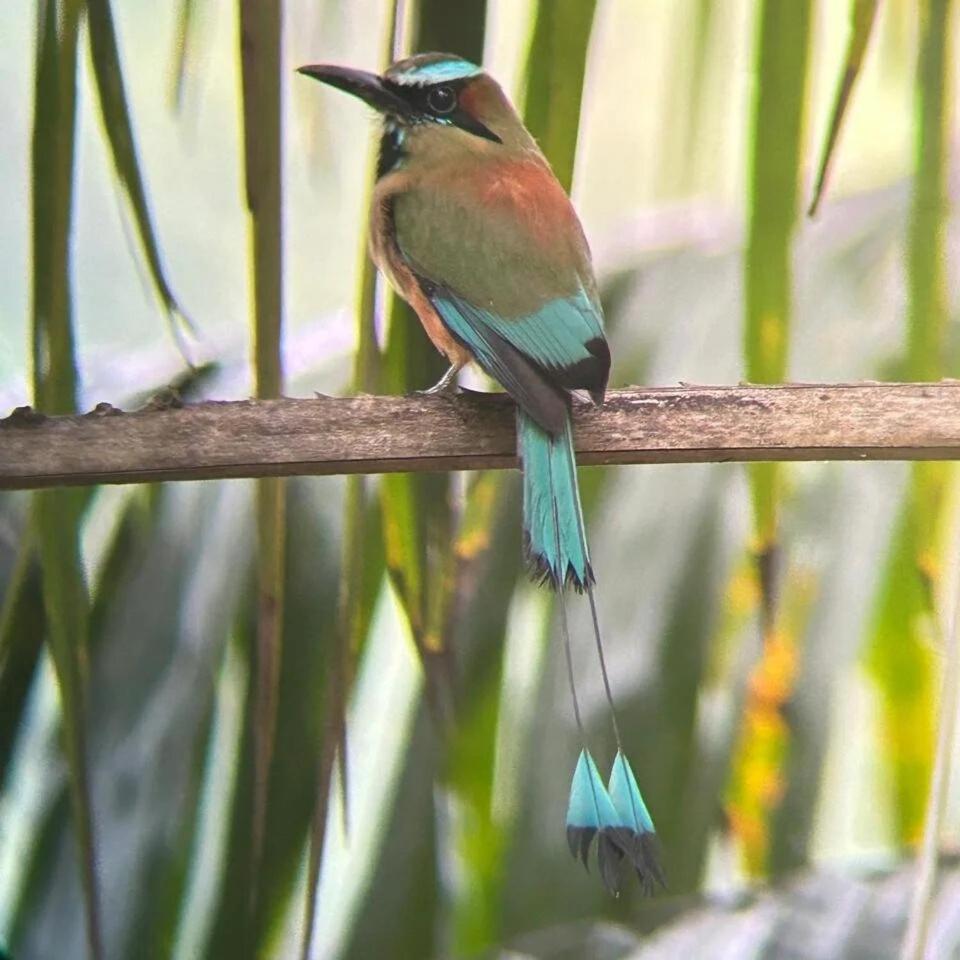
[518, 409, 592, 591]
[518, 408, 663, 894]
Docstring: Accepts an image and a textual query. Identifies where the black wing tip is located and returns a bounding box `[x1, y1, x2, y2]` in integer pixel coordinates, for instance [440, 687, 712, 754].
[416, 274, 571, 435]
[552, 336, 610, 400]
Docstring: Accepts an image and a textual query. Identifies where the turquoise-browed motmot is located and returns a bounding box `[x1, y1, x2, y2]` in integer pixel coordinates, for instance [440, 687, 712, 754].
[300, 52, 662, 895]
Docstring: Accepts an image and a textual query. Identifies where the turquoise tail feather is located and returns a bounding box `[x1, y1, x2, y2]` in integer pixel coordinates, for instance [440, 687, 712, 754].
[566, 749, 663, 896]
[518, 409, 592, 590]
[608, 751, 655, 834]
[565, 748, 619, 863]
[517, 402, 663, 895]
[608, 751, 666, 893]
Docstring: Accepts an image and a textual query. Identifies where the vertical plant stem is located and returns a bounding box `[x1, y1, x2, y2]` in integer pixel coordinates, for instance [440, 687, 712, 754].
[899, 2, 956, 954]
[744, 0, 811, 554]
[866, 0, 954, 851]
[730, 0, 811, 877]
[31, 1, 103, 956]
[239, 0, 286, 922]
[807, 0, 881, 216]
[522, 0, 597, 194]
[298, 679, 339, 960]
[901, 560, 960, 958]
[907, 0, 951, 383]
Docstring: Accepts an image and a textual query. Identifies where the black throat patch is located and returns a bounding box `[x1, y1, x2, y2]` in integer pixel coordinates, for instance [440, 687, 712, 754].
[377, 124, 405, 179]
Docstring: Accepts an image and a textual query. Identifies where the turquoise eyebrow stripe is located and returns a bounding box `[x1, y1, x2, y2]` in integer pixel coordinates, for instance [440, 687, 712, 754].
[394, 59, 482, 83]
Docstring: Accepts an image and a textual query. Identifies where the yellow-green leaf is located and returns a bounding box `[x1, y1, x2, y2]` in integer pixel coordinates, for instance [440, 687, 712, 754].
[169, 0, 200, 111]
[744, 0, 811, 554]
[86, 0, 195, 355]
[865, 0, 955, 847]
[522, 0, 598, 194]
[808, 0, 881, 217]
[31, 2, 103, 957]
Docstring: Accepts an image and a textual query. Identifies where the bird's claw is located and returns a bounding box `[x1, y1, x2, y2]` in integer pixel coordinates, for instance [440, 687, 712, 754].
[417, 365, 461, 396]
[416, 382, 459, 397]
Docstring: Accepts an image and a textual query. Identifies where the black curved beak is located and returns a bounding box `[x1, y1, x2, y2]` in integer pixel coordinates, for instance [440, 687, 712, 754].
[297, 64, 410, 118]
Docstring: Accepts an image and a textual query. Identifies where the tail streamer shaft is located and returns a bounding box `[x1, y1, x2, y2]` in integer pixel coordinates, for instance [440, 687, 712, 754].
[519, 407, 664, 894]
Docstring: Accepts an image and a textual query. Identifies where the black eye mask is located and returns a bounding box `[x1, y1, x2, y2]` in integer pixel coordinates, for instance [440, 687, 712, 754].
[384, 78, 503, 144]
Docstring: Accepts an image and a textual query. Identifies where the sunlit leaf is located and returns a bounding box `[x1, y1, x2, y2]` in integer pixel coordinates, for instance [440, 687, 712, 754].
[726, 569, 817, 875]
[30, 1, 103, 956]
[445, 475, 520, 954]
[86, 485, 206, 960]
[865, 503, 938, 842]
[681, 0, 717, 191]
[522, 0, 597, 194]
[204, 480, 338, 957]
[906, 0, 951, 384]
[864, 0, 954, 849]
[340, 704, 440, 960]
[86, 0, 195, 357]
[730, 0, 812, 878]
[808, 0, 881, 217]
[633, 490, 730, 893]
[9, 480, 253, 958]
[744, 0, 812, 550]
[169, 0, 200, 111]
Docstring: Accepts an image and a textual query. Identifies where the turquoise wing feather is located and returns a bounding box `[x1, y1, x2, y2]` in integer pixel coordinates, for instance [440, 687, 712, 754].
[390, 159, 610, 420]
[416, 276, 570, 435]
[481, 286, 604, 376]
[413, 274, 608, 437]
[425, 281, 608, 397]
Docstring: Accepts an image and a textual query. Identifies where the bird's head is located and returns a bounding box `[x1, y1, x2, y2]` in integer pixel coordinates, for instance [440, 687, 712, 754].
[298, 52, 534, 172]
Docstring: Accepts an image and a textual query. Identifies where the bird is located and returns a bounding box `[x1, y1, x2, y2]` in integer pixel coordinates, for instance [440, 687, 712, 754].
[299, 51, 663, 896]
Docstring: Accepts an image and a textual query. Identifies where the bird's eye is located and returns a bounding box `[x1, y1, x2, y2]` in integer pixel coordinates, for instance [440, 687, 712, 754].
[426, 85, 457, 115]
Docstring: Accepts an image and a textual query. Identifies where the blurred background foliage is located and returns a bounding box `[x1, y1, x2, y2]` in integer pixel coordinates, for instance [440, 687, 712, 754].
[1, 0, 960, 958]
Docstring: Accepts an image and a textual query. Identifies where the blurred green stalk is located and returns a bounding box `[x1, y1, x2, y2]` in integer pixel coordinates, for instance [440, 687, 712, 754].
[30, 0, 102, 956]
[744, 0, 811, 561]
[866, 0, 955, 849]
[239, 0, 286, 925]
[731, 0, 811, 877]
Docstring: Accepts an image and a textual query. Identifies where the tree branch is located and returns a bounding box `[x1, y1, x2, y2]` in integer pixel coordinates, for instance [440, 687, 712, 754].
[3, 382, 960, 491]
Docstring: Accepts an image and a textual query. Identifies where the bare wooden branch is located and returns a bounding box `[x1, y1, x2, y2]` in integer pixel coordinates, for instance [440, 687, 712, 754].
[3, 382, 960, 491]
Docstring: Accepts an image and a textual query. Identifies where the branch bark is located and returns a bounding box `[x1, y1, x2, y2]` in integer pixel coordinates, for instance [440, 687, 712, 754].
[3, 382, 960, 491]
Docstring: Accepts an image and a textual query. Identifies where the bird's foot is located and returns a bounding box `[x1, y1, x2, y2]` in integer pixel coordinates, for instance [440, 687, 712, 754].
[417, 364, 461, 396]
